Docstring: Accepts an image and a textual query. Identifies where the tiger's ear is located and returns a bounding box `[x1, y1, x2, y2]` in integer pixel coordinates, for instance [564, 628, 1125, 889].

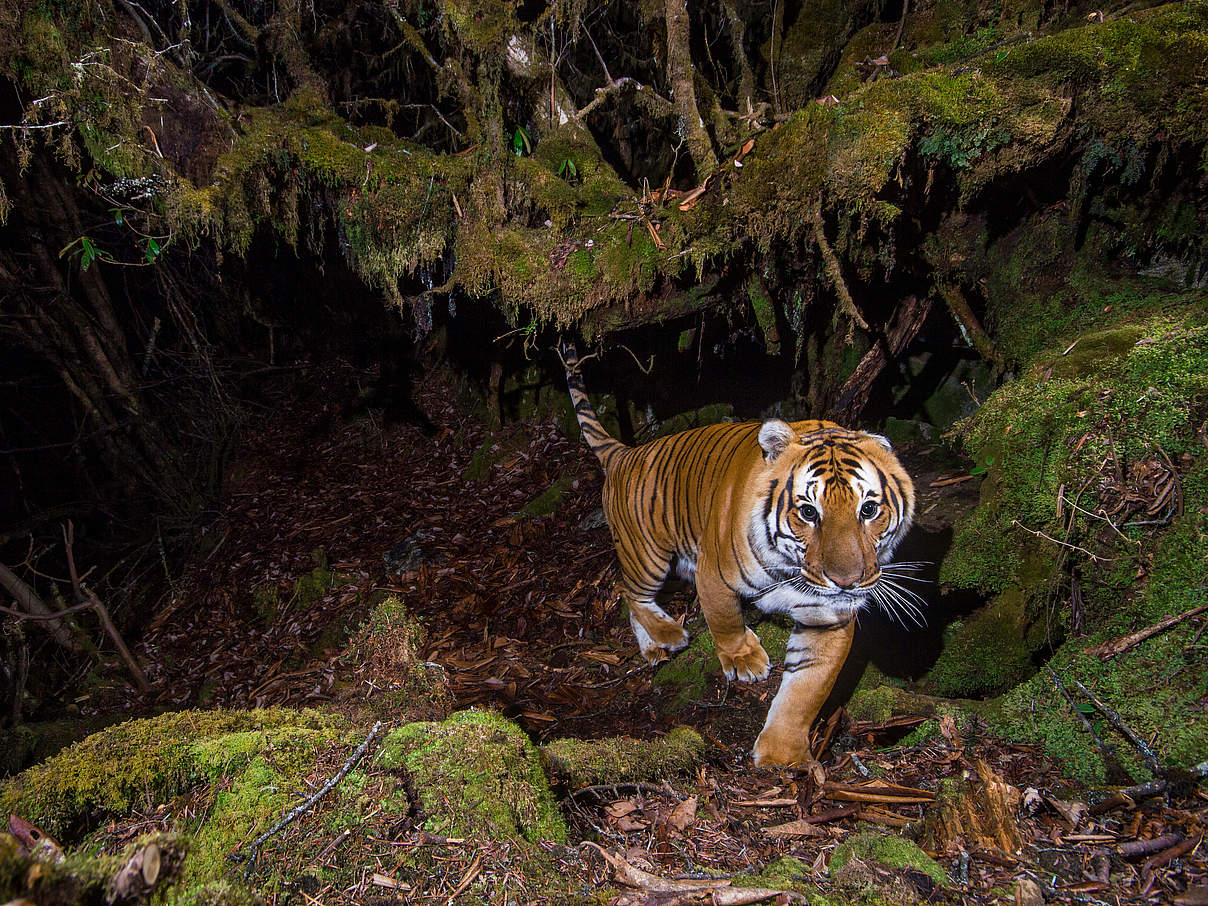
[758, 419, 797, 462]
[864, 432, 893, 451]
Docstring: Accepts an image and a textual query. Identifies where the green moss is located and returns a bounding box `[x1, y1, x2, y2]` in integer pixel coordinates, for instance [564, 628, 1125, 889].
[540, 726, 706, 788]
[0, 829, 117, 905]
[291, 550, 334, 609]
[732, 855, 811, 892]
[923, 581, 1045, 698]
[251, 582, 280, 626]
[846, 685, 938, 724]
[830, 832, 948, 886]
[0, 708, 336, 840]
[377, 709, 568, 843]
[652, 628, 717, 711]
[518, 476, 574, 518]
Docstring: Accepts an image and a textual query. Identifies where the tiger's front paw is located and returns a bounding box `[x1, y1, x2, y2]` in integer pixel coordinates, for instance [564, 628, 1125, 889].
[751, 727, 809, 767]
[717, 629, 771, 683]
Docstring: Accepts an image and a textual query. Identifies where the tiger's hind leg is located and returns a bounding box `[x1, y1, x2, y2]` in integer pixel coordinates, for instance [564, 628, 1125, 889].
[752, 619, 855, 766]
[609, 535, 690, 663]
[618, 568, 690, 663]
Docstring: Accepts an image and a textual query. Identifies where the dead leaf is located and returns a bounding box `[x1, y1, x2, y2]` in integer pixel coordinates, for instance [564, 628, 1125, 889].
[606, 800, 638, 818]
[1045, 795, 1088, 830]
[616, 814, 648, 832]
[763, 819, 821, 838]
[668, 796, 698, 832]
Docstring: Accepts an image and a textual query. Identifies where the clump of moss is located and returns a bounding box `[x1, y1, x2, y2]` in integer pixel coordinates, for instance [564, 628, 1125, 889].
[377, 709, 568, 843]
[291, 549, 335, 608]
[540, 726, 706, 788]
[651, 617, 790, 713]
[846, 685, 938, 724]
[731, 855, 811, 893]
[339, 595, 453, 723]
[922, 583, 1045, 698]
[830, 831, 948, 885]
[518, 476, 574, 518]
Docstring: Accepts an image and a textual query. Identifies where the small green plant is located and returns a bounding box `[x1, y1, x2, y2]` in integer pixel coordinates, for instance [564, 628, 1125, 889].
[59, 235, 112, 270]
[969, 454, 995, 476]
[511, 125, 532, 156]
[919, 122, 1010, 169]
[557, 157, 577, 181]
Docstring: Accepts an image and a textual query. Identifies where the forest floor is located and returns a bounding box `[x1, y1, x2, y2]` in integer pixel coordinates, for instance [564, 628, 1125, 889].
[82, 360, 1208, 904]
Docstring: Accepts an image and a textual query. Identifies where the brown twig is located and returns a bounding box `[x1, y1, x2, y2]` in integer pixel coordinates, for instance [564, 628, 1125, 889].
[1084, 602, 1208, 659]
[890, 0, 910, 51]
[0, 561, 79, 650]
[63, 521, 151, 692]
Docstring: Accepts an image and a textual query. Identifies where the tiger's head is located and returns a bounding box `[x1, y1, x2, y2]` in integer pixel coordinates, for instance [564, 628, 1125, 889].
[751, 418, 916, 614]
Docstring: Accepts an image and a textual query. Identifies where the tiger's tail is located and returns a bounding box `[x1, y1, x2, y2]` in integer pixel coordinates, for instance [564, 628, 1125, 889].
[559, 341, 628, 472]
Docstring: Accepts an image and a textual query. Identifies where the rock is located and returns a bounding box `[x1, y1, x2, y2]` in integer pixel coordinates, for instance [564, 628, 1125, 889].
[1015, 876, 1045, 906]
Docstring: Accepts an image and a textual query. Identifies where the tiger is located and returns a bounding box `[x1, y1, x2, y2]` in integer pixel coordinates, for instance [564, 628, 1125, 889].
[560, 342, 917, 766]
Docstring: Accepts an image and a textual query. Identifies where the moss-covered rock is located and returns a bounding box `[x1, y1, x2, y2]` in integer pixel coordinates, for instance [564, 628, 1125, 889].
[0, 708, 368, 903]
[828, 831, 949, 904]
[376, 709, 568, 843]
[922, 584, 1043, 698]
[0, 708, 339, 840]
[937, 256, 1208, 780]
[652, 617, 791, 713]
[540, 726, 706, 788]
[846, 684, 939, 724]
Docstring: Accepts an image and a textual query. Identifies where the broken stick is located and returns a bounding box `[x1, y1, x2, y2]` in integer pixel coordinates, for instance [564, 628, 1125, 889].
[231, 721, 384, 877]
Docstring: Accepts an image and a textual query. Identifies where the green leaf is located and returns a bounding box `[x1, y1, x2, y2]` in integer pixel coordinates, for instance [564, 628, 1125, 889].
[144, 237, 161, 263]
[511, 126, 531, 156]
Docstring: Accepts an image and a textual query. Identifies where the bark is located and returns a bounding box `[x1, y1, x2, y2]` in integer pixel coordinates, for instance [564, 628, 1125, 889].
[664, 0, 719, 178]
[830, 295, 932, 421]
[937, 283, 1002, 367]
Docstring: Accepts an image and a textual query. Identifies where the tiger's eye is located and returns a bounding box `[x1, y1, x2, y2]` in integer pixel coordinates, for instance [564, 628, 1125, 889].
[860, 500, 880, 519]
[799, 503, 819, 523]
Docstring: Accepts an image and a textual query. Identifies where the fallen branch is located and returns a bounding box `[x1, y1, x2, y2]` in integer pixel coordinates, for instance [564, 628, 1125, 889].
[0, 561, 79, 651]
[232, 721, 384, 877]
[1083, 602, 1208, 660]
[580, 842, 804, 904]
[1089, 759, 1208, 814]
[1119, 833, 1183, 860]
[1074, 680, 1162, 774]
[936, 283, 1002, 366]
[823, 781, 935, 804]
[1046, 666, 1122, 775]
[63, 521, 150, 692]
[830, 294, 931, 420]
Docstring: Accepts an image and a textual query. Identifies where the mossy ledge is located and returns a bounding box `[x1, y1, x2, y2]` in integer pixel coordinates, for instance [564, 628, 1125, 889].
[540, 726, 707, 788]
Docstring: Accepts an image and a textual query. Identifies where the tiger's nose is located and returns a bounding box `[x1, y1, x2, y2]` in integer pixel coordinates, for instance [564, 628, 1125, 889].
[825, 568, 863, 590]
